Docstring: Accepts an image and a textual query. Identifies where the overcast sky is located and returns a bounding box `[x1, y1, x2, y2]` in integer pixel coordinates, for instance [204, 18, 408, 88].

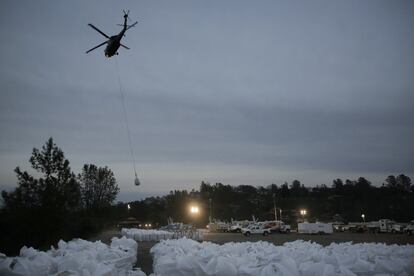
[1, 0, 413, 202]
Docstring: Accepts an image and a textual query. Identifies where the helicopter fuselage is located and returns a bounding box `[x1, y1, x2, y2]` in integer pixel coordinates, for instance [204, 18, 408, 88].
[105, 35, 122, 57]
[104, 26, 127, 57]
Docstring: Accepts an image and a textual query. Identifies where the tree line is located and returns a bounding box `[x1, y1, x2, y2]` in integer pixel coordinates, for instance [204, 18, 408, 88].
[126, 176, 413, 229]
[0, 138, 121, 255]
[1, 138, 413, 254]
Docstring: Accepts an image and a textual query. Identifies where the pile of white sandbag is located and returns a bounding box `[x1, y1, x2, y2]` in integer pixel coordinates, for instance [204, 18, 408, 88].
[122, 228, 203, 242]
[151, 238, 414, 276]
[0, 236, 146, 276]
[122, 228, 174, 242]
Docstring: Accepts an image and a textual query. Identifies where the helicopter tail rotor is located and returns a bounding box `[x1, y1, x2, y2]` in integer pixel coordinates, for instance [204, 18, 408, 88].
[119, 10, 137, 26]
[118, 10, 138, 36]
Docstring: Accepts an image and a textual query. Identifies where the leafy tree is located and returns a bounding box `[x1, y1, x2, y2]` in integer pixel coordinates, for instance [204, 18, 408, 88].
[78, 164, 119, 210]
[385, 175, 397, 188]
[356, 177, 371, 190]
[0, 138, 81, 254]
[2, 137, 80, 211]
[290, 180, 301, 190]
[332, 179, 344, 193]
[396, 174, 411, 192]
[280, 182, 289, 197]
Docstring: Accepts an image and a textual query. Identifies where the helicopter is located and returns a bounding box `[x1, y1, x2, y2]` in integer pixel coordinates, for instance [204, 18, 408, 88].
[86, 10, 137, 57]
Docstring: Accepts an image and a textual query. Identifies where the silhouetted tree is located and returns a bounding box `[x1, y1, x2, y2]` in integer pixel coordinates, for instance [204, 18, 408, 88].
[280, 182, 289, 197]
[2, 137, 80, 211]
[78, 164, 119, 210]
[290, 180, 301, 196]
[332, 179, 344, 194]
[385, 175, 397, 188]
[0, 138, 81, 254]
[396, 174, 411, 192]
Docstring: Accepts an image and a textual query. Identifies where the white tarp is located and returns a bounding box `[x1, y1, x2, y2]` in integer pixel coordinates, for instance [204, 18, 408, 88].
[151, 238, 414, 276]
[0, 237, 146, 276]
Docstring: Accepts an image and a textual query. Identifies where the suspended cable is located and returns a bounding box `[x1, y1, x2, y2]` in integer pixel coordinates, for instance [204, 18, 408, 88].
[114, 57, 140, 186]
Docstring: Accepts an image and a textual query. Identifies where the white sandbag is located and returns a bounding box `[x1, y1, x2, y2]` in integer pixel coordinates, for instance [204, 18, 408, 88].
[151, 238, 414, 276]
[259, 262, 298, 276]
[121, 228, 200, 242]
[0, 238, 142, 276]
[203, 256, 237, 276]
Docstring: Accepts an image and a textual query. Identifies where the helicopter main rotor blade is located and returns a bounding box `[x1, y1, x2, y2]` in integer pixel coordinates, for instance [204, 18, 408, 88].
[88, 24, 109, 38]
[126, 21, 138, 30]
[120, 44, 130, 50]
[86, 41, 107, 54]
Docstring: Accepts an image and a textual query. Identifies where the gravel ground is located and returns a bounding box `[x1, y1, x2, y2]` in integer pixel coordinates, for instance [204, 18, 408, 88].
[91, 229, 414, 275]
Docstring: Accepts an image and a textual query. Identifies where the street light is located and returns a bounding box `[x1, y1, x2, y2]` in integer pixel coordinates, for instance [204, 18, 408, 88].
[190, 205, 199, 215]
[361, 214, 365, 222]
[300, 209, 307, 221]
[189, 205, 200, 230]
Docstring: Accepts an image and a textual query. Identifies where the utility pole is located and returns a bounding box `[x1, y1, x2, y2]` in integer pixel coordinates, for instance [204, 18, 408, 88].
[209, 198, 212, 223]
[273, 193, 278, 221]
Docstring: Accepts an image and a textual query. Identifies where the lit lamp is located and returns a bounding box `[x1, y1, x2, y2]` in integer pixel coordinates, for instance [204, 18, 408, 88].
[300, 209, 307, 221]
[127, 204, 131, 210]
[190, 206, 199, 215]
[361, 214, 365, 222]
[189, 205, 200, 229]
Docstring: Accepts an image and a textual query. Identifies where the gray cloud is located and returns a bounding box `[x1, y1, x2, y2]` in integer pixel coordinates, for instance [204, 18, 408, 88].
[1, 0, 413, 201]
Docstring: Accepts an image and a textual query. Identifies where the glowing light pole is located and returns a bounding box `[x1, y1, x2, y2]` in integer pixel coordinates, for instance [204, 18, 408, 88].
[189, 204, 200, 229]
[190, 206, 200, 215]
[300, 209, 307, 222]
[361, 214, 365, 223]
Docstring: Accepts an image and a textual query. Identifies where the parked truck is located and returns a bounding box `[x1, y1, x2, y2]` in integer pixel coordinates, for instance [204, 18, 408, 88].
[241, 223, 272, 236]
[262, 220, 291, 233]
[404, 221, 414, 235]
[391, 223, 405, 234]
[208, 221, 230, 232]
[229, 220, 251, 233]
[367, 219, 406, 233]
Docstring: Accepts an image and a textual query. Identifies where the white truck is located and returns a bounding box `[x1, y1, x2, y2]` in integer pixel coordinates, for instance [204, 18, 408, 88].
[404, 221, 414, 235]
[208, 221, 230, 232]
[391, 223, 405, 234]
[367, 219, 405, 233]
[241, 223, 272, 236]
[280, 224, 291, 233]
[229, 220, 251, 233]
[367, 219, 406, 234]
[298, 222, 333, 234]
[379, 219, 395, 233]
[262, 220, 291, 233]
